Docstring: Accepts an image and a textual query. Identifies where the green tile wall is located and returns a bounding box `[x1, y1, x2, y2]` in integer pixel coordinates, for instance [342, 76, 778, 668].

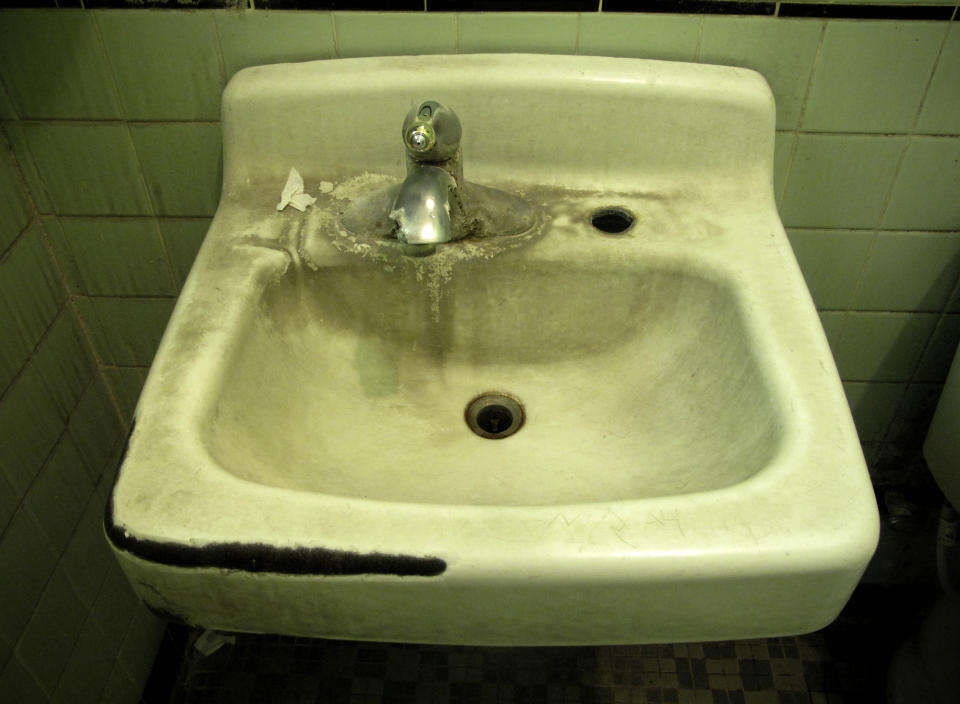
[916, 27, 960, 134]
[334, 12, 458, 57]
[883, 137, 960, 230]
[215, 11, 335, 79]
[21, 123, 152, 216]
[458, 12, 579, 54]
[76, 297, 176, 368]
[578, 13, 701, 61]
[780, 134, 908, 229]
[698, 16, 821, 130]
[0, 122, 163, 700]
[801, 21, 946, 134]
[129, 123, 222, 217]
[96, 11, 225, 121]
[0, 12, 122, 121]
[0, 7, 959, 696]
[49, 218, 178, 297]
[0, 141, 30, 253]
[160, 218, 211, 288]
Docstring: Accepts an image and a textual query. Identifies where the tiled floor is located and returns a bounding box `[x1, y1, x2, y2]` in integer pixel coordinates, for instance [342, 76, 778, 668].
[174, 634, 848, 704]
[162, 586, 938, 704]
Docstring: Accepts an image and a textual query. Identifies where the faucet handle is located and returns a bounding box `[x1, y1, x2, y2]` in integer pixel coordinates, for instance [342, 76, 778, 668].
[402, 100, 461, 163]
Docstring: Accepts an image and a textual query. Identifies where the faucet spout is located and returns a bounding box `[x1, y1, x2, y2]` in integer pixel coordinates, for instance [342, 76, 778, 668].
[388, 101, 467, 249]
[389, 165, 458, 246]
[341, 99, 536, 250]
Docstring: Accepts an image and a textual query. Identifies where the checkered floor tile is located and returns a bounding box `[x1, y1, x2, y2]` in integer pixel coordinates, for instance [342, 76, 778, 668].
[170, 630, 878, 704]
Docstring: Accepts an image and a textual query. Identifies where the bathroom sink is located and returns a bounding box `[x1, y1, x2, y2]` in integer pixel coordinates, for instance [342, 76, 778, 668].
[106, 55, 879, 645]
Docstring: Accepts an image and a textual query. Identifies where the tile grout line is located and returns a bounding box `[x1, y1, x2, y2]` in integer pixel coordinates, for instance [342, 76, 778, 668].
[783, 20, 847, 351]
[209, 10, 231, 94]
[0, 279, 71, 423]
[40, 212, 131, 432]
[857, 27, 949, 407]
[840, 228, 881, 311]
[0, 217, 22, 264]
[41, 212, 215, 220]
[42, 223, 131, 438]
[0, 124, 77, 402]
[330, 11, 340, 59]
[0, 370, 98, 547]
[777, 17, 826, 205]
[909, 20, 952, 136]
[840, 122, 922, 366]
[454, 10, 460, 53]
[692, 14, 705, 61]
[75, 294, 178, 301]
[8, 118, 956, 137]
[818, 308, 957, 315]
[907, 272, 960, 392]
[4, 119, 223, 126]
[87, 1, 170, 433]
[159, 14, 228, 300]
[12, 427, 122, 700]
[146, 218, 182, 298]
[574, 12, 582, 54]
[875, 381, 912, 449]
[44, 482, 132, 703]
[93, 10, 161, 222]
[89, 9, 180, 328]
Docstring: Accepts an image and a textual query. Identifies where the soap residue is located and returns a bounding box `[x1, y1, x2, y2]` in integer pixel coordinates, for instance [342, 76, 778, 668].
[307, 173, 543, 322]
[331, 172, 396, 201]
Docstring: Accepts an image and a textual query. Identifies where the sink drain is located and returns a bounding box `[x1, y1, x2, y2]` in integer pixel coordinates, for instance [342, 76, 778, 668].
[590, 207, 635, 234]
[465, 393, 525, 439]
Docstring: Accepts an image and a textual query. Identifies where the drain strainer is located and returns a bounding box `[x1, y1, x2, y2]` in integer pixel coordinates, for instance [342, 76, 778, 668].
[465, 393, 525, 439]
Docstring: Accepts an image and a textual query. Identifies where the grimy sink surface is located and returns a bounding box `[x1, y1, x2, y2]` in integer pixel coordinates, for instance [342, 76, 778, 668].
[208, 258, 779, 506]
[106, 54, 879, 646]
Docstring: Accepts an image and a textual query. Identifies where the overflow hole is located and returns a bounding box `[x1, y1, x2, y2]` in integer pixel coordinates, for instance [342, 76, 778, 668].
[590, 208, 635, 234]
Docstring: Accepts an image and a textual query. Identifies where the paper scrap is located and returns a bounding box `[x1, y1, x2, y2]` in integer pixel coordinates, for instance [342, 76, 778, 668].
[193, 629, 236, 657]
[276, 167, 317, 212]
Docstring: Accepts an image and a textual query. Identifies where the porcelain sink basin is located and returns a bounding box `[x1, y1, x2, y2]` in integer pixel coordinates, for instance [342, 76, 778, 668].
[209, 260, 779, 506]
[106, 54, 879, 646]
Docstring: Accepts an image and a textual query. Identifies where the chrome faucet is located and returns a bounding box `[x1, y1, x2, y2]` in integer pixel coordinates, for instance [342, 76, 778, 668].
[390, 101, 466, 253]
[341, 99, 536, 254]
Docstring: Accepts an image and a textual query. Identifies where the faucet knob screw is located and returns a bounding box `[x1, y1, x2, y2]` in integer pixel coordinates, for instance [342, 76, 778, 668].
[406, 124, 436, 153]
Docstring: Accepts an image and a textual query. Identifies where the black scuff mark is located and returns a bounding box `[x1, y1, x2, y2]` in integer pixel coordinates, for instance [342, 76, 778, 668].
[104, 495, 446, 578]
[107, 525, 447, 577]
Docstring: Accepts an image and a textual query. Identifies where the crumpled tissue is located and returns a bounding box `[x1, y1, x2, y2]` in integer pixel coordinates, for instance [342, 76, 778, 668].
[276, 167, 317, 212]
